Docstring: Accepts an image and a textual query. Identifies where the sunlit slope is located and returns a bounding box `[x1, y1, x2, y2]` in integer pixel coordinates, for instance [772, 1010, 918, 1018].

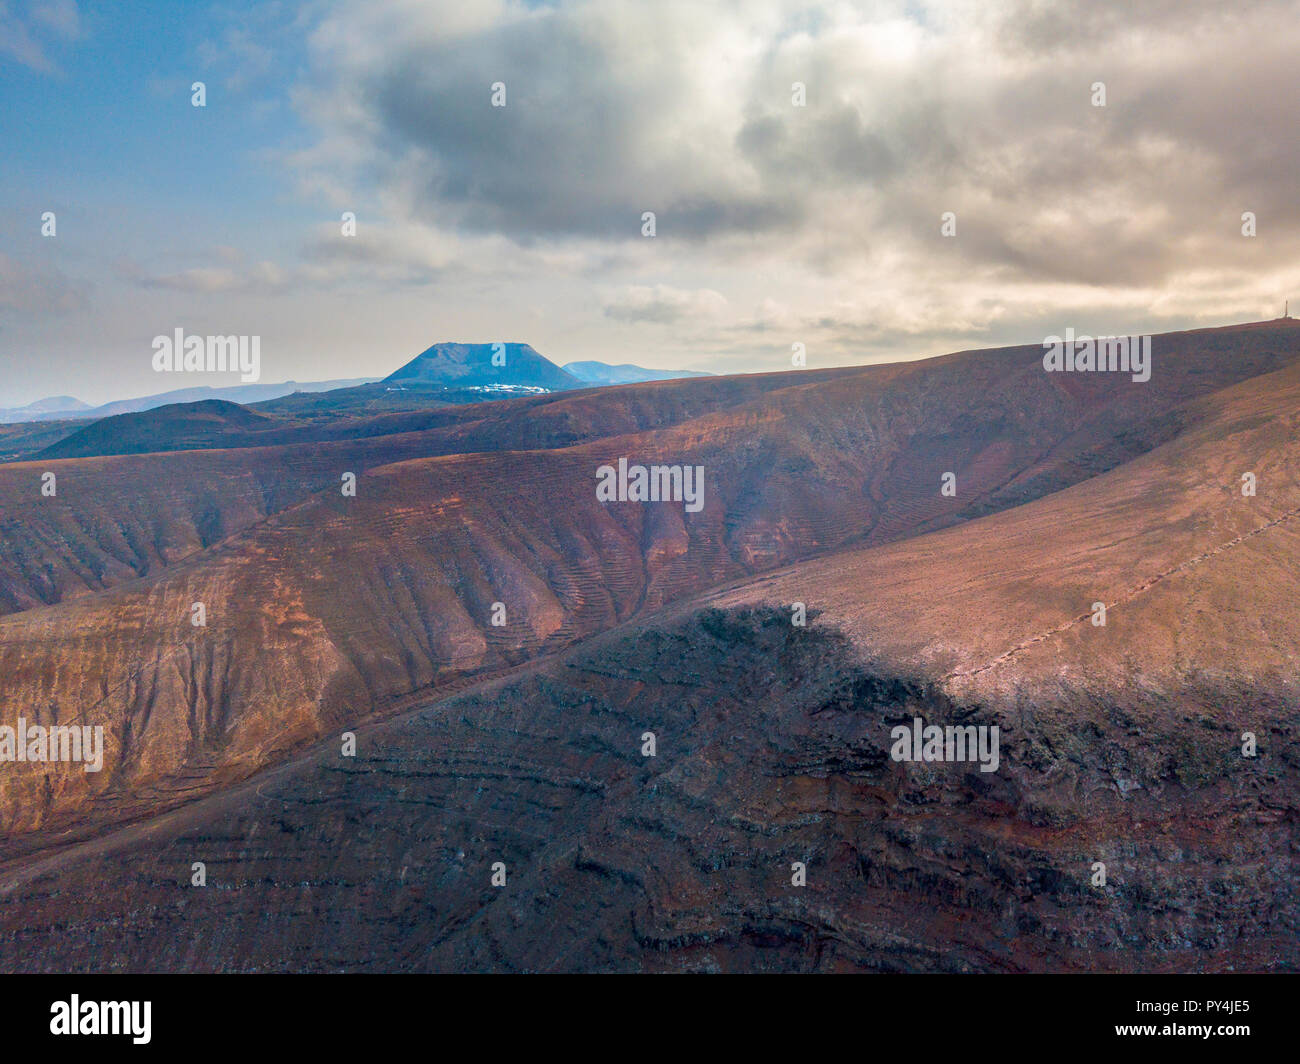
[708, 354, 1300, 701]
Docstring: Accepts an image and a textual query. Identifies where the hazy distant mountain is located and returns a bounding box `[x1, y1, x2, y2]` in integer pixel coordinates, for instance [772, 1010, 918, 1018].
[0, 395, 91, 423]
[2, 379, 378, 424]
[562, 361, 711, 385]
[7, 344, 579, 431]
[385, 342, 581, 391]
[19, 395, 90, 414]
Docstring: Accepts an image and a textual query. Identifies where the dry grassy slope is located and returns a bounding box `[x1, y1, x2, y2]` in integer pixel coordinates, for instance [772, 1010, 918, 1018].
[1, 322, 1298, 847]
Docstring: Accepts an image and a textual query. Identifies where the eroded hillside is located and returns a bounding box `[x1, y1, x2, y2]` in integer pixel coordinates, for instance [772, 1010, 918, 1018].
[0, 323, 1297, 954]
[0, 604, 1292, 972]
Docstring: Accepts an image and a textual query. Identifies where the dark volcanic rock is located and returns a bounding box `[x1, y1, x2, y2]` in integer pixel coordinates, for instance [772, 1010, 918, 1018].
[0, 608, 1294, 973]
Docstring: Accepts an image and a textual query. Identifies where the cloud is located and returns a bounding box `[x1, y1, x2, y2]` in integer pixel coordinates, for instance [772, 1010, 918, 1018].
[0, 252, 91, 314]
[125, 227, 454, 296]
[602, 284, 728, 324]
[128, 258, 290, 295]
[11, 0, 1300, 395]
[294, 0, 805, 241]
[0, 0, 81, 73]
[197, 26, 274, 92]
[29, 0, 78, 37]
[289, 0, 1300, 294]
[297, 222, 453, 287]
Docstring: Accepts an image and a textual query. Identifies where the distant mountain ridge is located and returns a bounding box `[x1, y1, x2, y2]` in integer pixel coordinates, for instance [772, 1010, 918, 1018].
[1, 379, 378, 425]
[563, 362, 711, 385]
[6, 351, 713, 429]
[0, 395, 91, 422]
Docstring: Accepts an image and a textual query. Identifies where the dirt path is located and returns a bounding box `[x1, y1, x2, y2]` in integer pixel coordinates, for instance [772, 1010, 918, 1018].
[946, 503, 1300, 681]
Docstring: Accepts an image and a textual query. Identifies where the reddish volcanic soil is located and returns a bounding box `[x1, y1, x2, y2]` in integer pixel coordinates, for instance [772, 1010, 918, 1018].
[0, 321, 1297, 972]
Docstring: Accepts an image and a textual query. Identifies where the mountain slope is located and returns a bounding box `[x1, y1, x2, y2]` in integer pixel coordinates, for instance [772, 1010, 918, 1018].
[707, 355, 1300, 698]
[0, 396, 90, 423]
[1, 322, 1299, 849]
[0, 369, 854, 613]
[36, 400, 279, 460]
[385, 342, 581, 391]
[1, 351, 1296, 972]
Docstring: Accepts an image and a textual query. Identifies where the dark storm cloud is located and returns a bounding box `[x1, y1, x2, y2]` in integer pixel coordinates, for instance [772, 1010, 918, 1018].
[340, 10, 799, 240]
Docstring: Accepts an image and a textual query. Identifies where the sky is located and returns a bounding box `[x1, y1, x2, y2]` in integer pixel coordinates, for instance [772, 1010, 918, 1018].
[2, 0, 1299, 405]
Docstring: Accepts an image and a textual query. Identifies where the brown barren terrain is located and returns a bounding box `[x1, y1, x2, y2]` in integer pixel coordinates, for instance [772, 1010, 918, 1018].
[0, 321, 1296, 971]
